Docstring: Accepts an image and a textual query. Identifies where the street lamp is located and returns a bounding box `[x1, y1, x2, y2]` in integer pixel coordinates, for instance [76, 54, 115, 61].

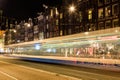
[24, 23, 31, 27]
[13, 30, 16, 33]
[27, 23, 31, 27]
[69, 5, 76, 13]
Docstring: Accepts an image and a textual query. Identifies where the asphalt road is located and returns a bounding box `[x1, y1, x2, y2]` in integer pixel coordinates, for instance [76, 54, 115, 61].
[0, 55, 120, 80]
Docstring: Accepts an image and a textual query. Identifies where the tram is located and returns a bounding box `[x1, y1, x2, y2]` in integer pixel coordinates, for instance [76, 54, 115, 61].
[5, 27, 120, 59]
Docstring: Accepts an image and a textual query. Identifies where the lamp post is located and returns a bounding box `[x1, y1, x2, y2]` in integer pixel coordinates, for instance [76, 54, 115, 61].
[68, 4, 76, 34]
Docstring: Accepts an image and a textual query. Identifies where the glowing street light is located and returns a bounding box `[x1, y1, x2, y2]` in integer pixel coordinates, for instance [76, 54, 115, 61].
[69, 5, 76, 13]
[27, 23, 31, 27]
[24, 23, 31, 27]
[13, 30, 16, 33]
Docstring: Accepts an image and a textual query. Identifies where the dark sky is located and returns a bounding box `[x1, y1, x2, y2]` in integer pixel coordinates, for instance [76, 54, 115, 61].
[0, 0, 62, 20]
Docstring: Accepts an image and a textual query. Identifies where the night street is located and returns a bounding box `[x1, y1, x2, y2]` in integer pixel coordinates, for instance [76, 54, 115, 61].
[0, 0, 120, 80]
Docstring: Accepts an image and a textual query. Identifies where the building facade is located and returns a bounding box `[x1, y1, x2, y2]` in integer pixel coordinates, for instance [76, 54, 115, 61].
[5, 0, 120, 44]
[59, 0, 120, 35]
[4, 0, 120, 59]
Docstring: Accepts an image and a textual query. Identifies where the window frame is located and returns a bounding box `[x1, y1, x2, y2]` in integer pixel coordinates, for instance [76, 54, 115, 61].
[105, 6, 111, 17]
[112, 19, 119, 27]
[98, 8, 104, 19]
[105, 20, 111, 28]
[98, 0, 104, 6]
[112, 4, 119, 16]
[98, 22, 104, 29]
[105, 0, 111, 4]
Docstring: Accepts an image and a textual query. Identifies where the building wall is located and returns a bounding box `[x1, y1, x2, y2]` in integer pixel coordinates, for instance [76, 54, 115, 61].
[60, 0, 120, 35]
[5, 0, 120, 45]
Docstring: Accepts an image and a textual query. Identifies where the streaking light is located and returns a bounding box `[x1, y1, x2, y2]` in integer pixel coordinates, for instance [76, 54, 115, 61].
[0, 48, 4, 52]
[100, 36, 118, 40]
[52, 48, 56, 53]
[46, 49, 52, 52]
[34, 43, 41, 50]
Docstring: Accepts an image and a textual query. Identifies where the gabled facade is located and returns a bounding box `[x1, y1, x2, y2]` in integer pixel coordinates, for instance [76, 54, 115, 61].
[5, 0, 120, 45]
[60, 0, 120, 36]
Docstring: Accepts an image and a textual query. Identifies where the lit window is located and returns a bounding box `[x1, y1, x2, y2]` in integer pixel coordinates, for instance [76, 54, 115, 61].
[47, 24, 49, 29]
[60, 13, 63, 19]
[56, 19, 58, 25]
[88, 10, 92, 20]
[105, 6, 111, 17]
[55, 8, 58, 15]
[98, 8, 104, 19]
[50, 9, 53, 17]
[46, 16, 48, 20]
[79, 12, 82, 22]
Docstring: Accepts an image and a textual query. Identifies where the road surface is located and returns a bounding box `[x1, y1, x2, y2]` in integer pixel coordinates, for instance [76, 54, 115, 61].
[0, 55, 120, 80]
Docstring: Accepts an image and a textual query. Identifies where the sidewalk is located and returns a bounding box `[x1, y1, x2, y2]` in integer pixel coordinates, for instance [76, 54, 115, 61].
[6, 54, 120, 72]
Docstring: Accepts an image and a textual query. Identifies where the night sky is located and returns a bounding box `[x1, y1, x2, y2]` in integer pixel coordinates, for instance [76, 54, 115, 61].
[0, 0, 62, 20]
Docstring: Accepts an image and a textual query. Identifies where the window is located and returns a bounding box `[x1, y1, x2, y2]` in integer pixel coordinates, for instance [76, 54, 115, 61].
[46, 16, 48, 20]
[28, 33, 33, 38]
[85, 24, 89, 31]
[112, 4, 119, 16]
[79, 26, 83, 32]
[55, 8, 58, 15]
[25, 37, 28, 41]
[89, 24, 96, 31]
[74, 26, 79, 33]
[98, 0, 104, 6]
[34, 34, 39, 40]
[113, 19, 119, 27]
[16, 25, 20, 29]
[68, 28, 71, 34]
[105, 0, 111, 4]
[112, 0, 118, 2]
[88, 10, 92, 20]
[60, 13, 63, 19]
[47, 32, 49, 38]
[49, 32, 52, 37]
[64, 30, 67, 35]
[105, 6, 111, 17]
[34, 25, 38, 31]
[60, 30, 63, 36]
[56, 19, 59, 25]
[98, 8, 104, 19]
[105, 20, 111, 28]
[50, 9, 53, 17]
[47, 24, 49, 29]
[98, 22, 104, 29]
[79, 12, 82, 22]
[10, 24, 13, 29]
[25, 32, 28, 36]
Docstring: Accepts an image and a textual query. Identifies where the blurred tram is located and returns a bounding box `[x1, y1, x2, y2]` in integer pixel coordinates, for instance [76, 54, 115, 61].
[5, 27, 120, 59]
